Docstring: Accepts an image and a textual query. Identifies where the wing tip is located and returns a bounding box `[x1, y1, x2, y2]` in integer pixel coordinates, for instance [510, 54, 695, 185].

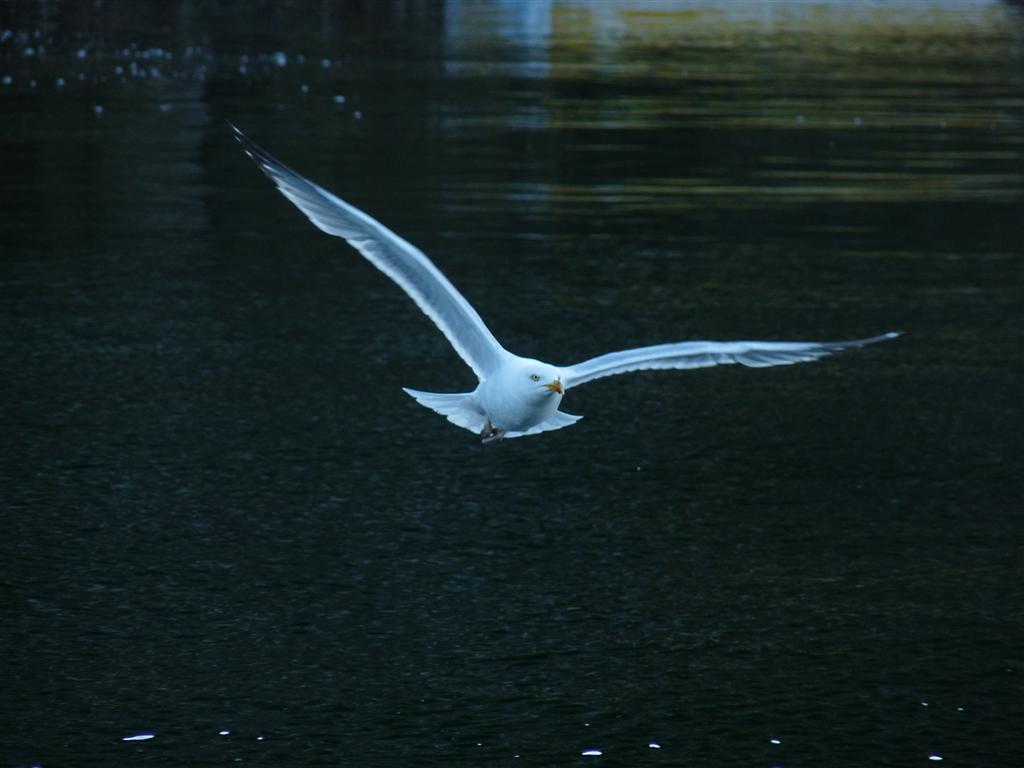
[867, 330, 903, 344]
[227, 120, 248, 150]
[228, 121, 278, 173]
[837, 330, 903, 349]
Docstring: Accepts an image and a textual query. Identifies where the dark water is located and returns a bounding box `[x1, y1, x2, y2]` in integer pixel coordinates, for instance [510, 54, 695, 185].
[2, 1, 1023, 766]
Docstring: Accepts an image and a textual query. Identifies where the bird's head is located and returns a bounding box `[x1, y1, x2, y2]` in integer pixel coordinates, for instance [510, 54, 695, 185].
[518, 359, 564, 402]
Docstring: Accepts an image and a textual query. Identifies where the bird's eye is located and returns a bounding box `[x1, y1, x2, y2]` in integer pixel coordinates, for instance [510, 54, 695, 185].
[530, 374, 541, 381]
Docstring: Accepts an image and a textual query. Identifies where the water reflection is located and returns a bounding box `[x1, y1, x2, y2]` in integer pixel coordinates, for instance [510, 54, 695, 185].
[2, 2, 1022, 768]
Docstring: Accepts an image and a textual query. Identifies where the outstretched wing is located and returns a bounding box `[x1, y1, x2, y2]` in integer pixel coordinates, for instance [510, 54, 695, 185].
[232, 124, 508, 380]
[561, 332, 901, 389]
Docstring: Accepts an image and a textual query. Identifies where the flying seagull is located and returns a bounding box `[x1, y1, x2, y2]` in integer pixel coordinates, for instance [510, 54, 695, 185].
[232, 125, 899, 443]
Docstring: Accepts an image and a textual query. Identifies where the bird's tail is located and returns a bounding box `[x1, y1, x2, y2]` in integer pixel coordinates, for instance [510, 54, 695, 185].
[402, 388, 488, 435]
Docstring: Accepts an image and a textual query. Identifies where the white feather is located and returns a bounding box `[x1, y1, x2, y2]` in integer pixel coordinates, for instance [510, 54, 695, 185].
[233, 125, 901, 442]
[232, 125, 509, 381]
[562, 333, 901, 388]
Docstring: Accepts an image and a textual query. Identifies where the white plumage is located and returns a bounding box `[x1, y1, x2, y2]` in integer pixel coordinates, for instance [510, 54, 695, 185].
[233, 125, 899, 442]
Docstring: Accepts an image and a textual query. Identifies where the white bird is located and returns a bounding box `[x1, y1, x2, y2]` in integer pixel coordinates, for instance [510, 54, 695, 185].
[233, 125, 899, 443]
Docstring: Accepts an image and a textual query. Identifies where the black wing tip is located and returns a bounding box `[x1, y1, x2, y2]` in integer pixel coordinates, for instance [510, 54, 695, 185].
[226, 121, 280, 175]
[226, 119, 249, 148]
[227, 119, 254, 154]
[862, 331, 903, 343]
[833, 331, 903, 351]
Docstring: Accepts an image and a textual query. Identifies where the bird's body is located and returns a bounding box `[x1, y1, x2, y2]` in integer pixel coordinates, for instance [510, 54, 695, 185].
[483, 358, 564, 431]
[233, 125, 899, 443]
[405, 356, 574, 442]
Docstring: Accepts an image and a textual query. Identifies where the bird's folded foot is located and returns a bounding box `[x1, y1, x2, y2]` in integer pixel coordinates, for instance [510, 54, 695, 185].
[480, 420, 505, 444]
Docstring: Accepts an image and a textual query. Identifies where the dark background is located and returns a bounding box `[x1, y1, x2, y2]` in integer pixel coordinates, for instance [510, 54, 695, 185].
[2, 1, 1022, 766]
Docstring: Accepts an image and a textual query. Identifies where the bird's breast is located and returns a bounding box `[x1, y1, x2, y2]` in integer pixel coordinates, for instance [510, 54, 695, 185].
[478, 382, 560, 432]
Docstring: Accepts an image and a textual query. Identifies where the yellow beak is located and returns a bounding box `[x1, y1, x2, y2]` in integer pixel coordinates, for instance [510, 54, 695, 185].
[545, 378, 564, 395]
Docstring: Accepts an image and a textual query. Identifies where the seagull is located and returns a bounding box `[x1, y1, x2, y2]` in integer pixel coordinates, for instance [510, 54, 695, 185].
[232, 125, 899, 443]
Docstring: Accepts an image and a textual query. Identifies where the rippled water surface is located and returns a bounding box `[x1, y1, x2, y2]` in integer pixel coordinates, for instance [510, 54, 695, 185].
[2, 2, 1022, 766]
